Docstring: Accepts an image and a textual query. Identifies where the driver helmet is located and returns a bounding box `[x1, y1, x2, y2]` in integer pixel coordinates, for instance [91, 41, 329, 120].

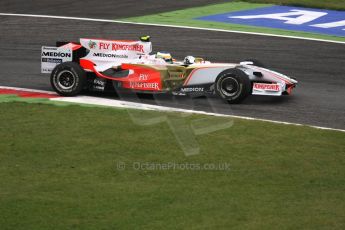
[184, 56, 195, 65]
[156, 52, 173, 63]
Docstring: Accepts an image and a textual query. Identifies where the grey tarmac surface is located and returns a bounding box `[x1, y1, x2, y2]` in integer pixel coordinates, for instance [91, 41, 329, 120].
[0, 2, 344, 130]
[0, 0, 229, 18]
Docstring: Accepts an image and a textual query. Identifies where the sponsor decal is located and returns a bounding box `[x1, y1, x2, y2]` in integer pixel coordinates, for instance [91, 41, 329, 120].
[139, 74, 149, 80]
[93, 53, 128, 59]
[180, 87, 204, 93]
[80, 39, 152, 58]
[253, 83, 280, 91]
[129, 82, 159, 90]
[41, 58, 63, 64]
[41, 51, 71, 58]
[41, 46, 72, 73]
[98, 42, 145, 53]
[92, 78, 106, 91]
[94, 79, 105, 86]
[88, 40, 97, 49]
[196, 6, 345, 37]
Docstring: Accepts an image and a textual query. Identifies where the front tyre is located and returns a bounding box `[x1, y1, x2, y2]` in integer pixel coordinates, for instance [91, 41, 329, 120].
[50, 62, 86, 96]
[215, 68, 251, 104]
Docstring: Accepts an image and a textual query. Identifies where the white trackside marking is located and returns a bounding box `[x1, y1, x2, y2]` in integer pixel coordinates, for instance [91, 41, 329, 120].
[312, 20, 345, 29]
[1, 86, 344, 133]
[230, 9, 327, 25]
[0, 13, 344, 44]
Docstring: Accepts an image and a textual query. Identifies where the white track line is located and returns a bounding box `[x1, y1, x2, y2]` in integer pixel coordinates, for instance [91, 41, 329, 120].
[0, 13, 344, 44]
[1, 86, 344, 133]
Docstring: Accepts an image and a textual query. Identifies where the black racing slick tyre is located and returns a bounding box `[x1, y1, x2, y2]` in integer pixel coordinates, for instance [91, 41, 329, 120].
[50, 62, 86, 96]
[215, 68, 251, 104]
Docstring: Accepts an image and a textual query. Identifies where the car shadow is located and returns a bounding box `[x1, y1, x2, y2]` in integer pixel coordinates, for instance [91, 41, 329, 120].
[82, 90, 293, 108]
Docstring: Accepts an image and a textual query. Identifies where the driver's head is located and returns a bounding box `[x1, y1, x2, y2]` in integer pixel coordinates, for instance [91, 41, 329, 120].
[184, 56, 195, 65]
[156, 52, 173, 63]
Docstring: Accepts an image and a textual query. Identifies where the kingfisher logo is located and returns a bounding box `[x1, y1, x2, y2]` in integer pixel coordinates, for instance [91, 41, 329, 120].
[253, 83, 280, 92]
[197, 6, 345, 37]
[129, 82, 159, 90]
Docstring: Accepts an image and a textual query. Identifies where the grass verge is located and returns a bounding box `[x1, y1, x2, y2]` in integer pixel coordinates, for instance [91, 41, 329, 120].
[0, 102, 344, 229]
[120, 1, 345, 43]
[239, 0, 345, 11]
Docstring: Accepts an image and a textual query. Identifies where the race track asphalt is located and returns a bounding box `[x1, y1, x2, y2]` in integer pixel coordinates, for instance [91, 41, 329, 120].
[0, 1, 344, 130]
[0, 0, 230, 18]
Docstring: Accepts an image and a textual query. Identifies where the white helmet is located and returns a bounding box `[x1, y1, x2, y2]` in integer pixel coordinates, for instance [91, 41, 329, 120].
[184, 56, 195, 65]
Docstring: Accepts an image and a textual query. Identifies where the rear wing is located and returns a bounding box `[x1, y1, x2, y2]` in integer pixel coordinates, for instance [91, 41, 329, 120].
[41, 37, 152, 74]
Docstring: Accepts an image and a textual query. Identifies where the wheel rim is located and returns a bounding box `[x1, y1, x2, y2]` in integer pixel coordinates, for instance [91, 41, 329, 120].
[220, 76, 239, 97]
[56, 70, 76, 90]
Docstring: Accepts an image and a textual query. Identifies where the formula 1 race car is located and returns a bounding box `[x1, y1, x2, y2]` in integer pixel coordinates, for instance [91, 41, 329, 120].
[41, 36, 297, 103]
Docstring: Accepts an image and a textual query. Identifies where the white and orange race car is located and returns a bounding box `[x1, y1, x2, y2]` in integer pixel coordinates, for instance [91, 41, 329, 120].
[41, 36, 297, 103]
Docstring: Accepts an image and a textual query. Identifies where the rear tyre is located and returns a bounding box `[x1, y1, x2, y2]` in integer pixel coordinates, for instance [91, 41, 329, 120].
[51, 62, 86, 96]
[215, 68, 251, 104]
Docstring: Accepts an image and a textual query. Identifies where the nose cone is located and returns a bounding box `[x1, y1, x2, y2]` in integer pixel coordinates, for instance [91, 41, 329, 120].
[289, 77, 298, 85]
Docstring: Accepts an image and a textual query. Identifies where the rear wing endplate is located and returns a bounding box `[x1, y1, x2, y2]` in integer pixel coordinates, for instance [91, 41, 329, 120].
[41, 46, 72, 73]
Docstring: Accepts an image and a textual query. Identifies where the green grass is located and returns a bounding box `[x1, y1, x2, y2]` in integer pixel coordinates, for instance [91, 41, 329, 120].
[0, 102, 344, 229]
[239, 0, 345, 11]
[120, 2, 345, 42]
